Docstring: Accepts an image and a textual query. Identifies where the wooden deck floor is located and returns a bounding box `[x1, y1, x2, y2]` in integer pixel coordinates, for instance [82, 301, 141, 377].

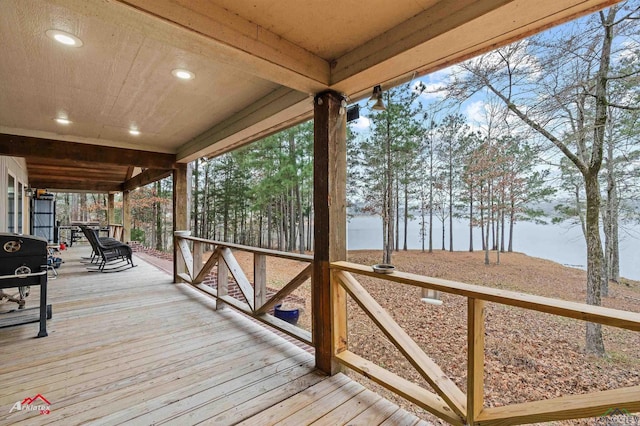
[0, 247, 428, 425]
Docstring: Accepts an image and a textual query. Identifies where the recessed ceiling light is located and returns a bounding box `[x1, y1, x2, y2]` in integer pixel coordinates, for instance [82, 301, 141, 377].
[171, 69, 194, 80]
[54, 117, 72, 125]
[45, 29, 83, 47]
[129, 129, 140, 136]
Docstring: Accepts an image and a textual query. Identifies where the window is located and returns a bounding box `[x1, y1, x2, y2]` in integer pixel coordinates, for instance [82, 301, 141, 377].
[7, 173, 15, 233]
[17, 182, 23, 233]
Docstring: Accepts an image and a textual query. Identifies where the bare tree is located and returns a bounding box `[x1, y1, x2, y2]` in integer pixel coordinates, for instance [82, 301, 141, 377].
[447, 3, 639, 355]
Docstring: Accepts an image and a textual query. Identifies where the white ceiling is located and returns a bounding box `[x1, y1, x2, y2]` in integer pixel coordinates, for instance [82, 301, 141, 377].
[0, 0, 619, 190]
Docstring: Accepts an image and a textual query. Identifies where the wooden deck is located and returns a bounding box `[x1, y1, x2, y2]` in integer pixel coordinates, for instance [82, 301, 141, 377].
[0, 247, 429, 425]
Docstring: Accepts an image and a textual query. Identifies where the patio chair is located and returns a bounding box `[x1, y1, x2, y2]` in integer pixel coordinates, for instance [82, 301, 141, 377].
[80, 226, 135, 272]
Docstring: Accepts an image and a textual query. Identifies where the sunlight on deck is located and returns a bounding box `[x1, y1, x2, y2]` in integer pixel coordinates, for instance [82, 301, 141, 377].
[0, 246, 428, 425]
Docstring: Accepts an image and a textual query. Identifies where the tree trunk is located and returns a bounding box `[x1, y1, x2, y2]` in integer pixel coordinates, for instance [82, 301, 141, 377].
[428, 152, 434, 254]
[395, 182, 400, 252]
[155, 180, 163, 251]
[421, 183, 426, 252]
[469, 180, 474, 252]
[403, 181, 408, 251]
[193, 159, 199, 236]
[584, 172, 605, 355]
[441, 215, 445, 251]
[495, 205, 500, 265]
[267, 203, 272, 249]
[449, 155, 454, 252]
[480, 181, 485, 251]
[383, 118, 394, 264]
[508, 197, 515, 252]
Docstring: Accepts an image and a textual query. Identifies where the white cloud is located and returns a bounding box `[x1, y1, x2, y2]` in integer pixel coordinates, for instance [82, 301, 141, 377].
[350, 116, 371, 130]
[465, 100, 487, 125]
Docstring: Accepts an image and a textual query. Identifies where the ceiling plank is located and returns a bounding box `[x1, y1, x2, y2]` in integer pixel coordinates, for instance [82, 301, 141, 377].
[0, 134, 176, 169]
[123, 168, 173, 192]
[177, 87, 312, 162]
[111, 0, 330, 93]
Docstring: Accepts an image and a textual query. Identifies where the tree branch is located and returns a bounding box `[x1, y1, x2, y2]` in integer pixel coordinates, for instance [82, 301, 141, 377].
[481, 78, 587, 174]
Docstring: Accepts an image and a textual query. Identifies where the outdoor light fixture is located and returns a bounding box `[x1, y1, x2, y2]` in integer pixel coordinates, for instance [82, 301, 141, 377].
[369, 85, 386, 111]
[54, 117, 72, 125]
[45, 29, 83, 47]
[171, 69, 195, 80]
[129, 128, 140, 136]
[347, 104, 360, 122]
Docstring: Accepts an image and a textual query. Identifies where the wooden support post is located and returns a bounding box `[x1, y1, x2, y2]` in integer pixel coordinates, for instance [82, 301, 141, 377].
[173, 163, 189, 283]
[313, 90, 347, 375]
[254, 253, 267, 312]
[467, 298, 486, 424]
[217, 255, 229, 310]
[107, 193, 115, 224]
[122, 190, 131, 243]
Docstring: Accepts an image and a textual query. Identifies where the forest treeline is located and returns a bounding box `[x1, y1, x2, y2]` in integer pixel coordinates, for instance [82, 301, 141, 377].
[57, 2, 638, 355]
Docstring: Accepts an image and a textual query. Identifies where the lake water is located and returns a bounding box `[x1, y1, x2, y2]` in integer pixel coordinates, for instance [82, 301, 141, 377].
[347, 215, 640, 281]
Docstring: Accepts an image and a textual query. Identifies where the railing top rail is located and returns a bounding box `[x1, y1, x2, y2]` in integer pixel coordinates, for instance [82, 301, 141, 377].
[331, 261, 640, 332]
[177, 235, 313, 262]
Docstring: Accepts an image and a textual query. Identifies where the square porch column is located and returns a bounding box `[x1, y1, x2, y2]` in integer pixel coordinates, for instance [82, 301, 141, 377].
[122, 190, 131, 243]
[313, 90, 347, 375]
[173, 163, 189, 283]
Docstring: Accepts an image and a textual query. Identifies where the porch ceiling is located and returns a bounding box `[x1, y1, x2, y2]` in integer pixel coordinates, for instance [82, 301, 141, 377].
[0, 0, 618, 192]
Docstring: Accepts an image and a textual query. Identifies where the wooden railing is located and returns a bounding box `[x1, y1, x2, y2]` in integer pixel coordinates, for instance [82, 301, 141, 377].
[108, 224, 124, 242]
[174, 233, 313, 345]
[330, 261, 640, 426]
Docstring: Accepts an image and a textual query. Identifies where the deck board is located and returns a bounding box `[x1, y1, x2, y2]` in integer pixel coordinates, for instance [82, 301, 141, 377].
[0, 246, 427, 425]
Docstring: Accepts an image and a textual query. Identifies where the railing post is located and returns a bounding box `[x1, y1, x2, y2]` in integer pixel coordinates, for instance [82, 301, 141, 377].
[467, 298, 486, 424]
[313, 90, 347, 375]
[193, 241, 203, 279]
[331, 270, 348, 356]
[217, 256, 229, 310]
[254, 253, 266, 312]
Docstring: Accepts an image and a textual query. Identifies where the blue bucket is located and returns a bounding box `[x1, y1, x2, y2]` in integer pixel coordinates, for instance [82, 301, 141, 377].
[274, 304, 300, 325]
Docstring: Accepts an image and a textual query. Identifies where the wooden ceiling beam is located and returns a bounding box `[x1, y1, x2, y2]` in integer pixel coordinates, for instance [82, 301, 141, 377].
[28, 179, 123, 193]
[0, 134, 176, 169]
[177, 87, 312, 162]
[330, 0, 618, 95]
[27, 171, 125, 183]
[110, 0, 330, 94]
[330, 0, 513, 85]
[27, 164, 127, 175]
[123, 168, 173, 191]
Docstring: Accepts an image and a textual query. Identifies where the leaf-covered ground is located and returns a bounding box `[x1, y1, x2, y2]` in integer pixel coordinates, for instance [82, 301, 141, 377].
[246, 249, 640, 425]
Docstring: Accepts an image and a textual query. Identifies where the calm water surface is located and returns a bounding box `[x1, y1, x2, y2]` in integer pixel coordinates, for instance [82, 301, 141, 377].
[347, 215, 640, 281]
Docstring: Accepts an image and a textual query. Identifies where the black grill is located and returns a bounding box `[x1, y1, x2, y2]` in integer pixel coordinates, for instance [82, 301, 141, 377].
[0, 233, 49, 337]
[0, 233, 48, 285]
